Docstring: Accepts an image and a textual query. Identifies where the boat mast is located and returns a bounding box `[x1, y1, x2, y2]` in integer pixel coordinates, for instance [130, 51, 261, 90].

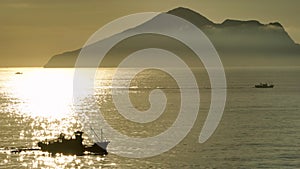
[90, 127, 102, 142]
[101, 128, 103, 142]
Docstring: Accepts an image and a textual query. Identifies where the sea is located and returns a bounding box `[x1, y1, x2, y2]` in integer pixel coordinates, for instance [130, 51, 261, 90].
[0, 67, 299, 169]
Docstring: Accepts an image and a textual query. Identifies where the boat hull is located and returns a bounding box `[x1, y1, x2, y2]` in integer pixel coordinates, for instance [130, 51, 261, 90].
[38, 139, 85, 155]
[85, 142, 109, 155]
[254, 85, 274, 88]
[37, 131, 109, 156]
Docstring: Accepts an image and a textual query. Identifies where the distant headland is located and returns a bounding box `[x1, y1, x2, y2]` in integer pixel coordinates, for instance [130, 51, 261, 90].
[44, 7, 300, 68]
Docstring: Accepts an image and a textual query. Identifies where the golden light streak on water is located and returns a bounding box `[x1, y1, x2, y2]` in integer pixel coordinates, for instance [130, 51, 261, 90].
[6, 68, 75, 120]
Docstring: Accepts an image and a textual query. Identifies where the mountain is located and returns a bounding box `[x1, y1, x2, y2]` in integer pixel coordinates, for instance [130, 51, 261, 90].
[44, 7, 300, 68]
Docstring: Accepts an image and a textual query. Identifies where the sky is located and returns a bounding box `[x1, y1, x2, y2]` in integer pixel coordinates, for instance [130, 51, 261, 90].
[0, 0, 299, 67]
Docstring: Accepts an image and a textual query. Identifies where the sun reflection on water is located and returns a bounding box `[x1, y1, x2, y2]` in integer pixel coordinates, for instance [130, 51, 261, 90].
[0, 68, 118, 168]
[0, 150, 111, 168]
[7, 68, 75, 120]
[1, 68, 85, 149]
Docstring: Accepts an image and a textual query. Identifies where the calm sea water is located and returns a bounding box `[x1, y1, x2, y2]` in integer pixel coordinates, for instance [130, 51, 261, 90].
[0, 67, 299, 169]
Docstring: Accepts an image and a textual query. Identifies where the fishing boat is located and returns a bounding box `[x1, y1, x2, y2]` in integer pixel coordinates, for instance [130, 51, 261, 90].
[37, 130, 109, 155]
[254, 83, 274, 88]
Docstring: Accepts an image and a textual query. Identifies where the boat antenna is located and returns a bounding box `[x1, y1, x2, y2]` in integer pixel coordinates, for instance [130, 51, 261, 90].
[101, 128, 103, 141]
[90, 127, 102, 142]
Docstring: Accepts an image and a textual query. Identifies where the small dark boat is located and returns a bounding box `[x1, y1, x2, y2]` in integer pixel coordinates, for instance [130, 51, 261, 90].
[254, 83, 274, 88]
[15, 72, 23, 74]
[37, 131, 109, 155]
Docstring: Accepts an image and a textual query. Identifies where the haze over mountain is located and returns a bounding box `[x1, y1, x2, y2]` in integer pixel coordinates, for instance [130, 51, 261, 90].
[44, 7, 300, 68]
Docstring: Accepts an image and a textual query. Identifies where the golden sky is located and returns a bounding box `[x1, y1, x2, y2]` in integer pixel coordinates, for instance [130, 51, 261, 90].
[0, 0, 299, 67]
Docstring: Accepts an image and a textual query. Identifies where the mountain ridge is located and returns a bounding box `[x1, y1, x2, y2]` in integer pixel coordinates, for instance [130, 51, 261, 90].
[44, 7, 300, 68]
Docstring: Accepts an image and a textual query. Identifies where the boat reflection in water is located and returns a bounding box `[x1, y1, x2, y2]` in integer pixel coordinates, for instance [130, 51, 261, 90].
[37, 131, 109, 156]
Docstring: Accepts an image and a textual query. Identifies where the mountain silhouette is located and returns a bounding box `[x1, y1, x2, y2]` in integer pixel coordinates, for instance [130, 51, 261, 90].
[44, 7, 300, 67]
[167, 7, 215, 27]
